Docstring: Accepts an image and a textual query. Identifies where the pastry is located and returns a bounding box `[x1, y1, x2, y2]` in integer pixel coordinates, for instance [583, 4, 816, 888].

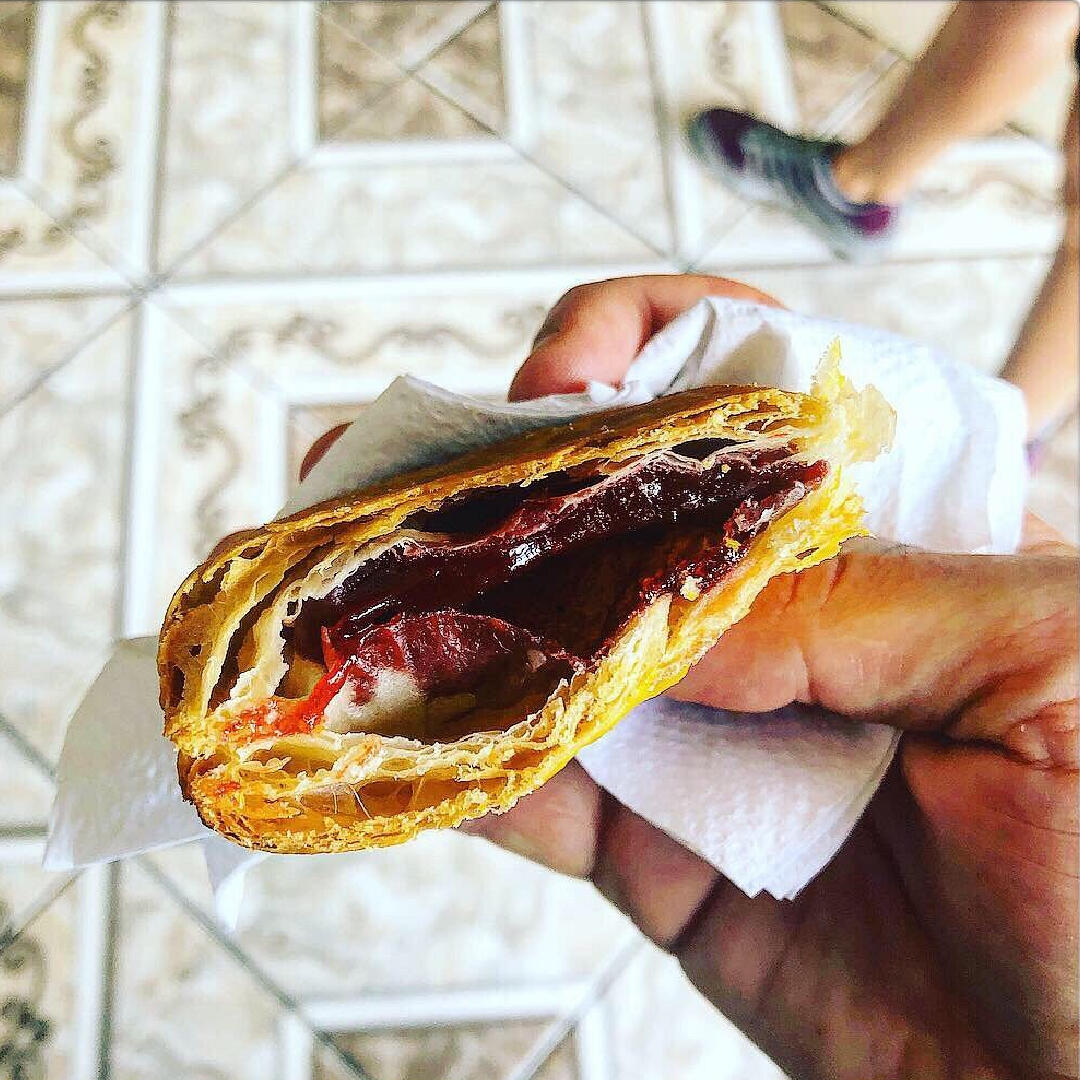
[159, 349, 892, 852]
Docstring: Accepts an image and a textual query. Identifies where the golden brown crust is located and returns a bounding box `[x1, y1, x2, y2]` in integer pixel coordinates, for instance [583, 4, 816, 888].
[158, 348, 892, 853]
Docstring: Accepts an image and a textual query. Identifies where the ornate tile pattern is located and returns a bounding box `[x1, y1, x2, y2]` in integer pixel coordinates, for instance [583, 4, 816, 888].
[0, 3, 1075, 1079]
[0, 1, 34, 177]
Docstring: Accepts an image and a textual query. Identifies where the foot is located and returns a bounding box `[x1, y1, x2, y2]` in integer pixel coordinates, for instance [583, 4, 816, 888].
[687, 108, 898, 263]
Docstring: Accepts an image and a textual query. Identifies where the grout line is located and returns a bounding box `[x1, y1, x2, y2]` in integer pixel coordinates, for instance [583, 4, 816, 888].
[115, 298, 146, 641]
[120, 300, 165, 638]
[136, 857, 377, 1080]
[639, 0, 686, 263]
[290, 2, 319, 158]
[752, 0, 800, 129]
[126, 0, 167, 276]
[499, 0, 536, 150]
[96, 864, 120, 1080]
[505, 935, 643, 1080]
[0, 270, 131, 299]
[71, 864, 114, 1080]
[145, 0, 176, 280]
[159, 261, 673, 302]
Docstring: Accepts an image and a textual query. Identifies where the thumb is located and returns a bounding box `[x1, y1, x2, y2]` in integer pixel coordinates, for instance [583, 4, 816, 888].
[670, 542, 1078, 762]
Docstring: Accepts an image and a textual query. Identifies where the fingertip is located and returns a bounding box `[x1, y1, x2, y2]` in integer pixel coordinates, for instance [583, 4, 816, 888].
[298, 422, 349, 482]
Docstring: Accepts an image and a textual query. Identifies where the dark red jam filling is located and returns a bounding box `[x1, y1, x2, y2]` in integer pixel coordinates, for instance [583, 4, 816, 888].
[238, 445, 826, 741]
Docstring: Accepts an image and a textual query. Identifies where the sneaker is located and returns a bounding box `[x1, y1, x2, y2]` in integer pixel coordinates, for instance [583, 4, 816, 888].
[686, 107, 898, 263]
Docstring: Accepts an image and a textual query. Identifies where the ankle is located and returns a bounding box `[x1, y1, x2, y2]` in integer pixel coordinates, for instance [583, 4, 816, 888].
[829, 148, 902, 206]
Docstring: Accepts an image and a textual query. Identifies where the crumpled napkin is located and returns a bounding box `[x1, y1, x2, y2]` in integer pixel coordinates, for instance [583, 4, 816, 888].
[45, 298, 1026, 921]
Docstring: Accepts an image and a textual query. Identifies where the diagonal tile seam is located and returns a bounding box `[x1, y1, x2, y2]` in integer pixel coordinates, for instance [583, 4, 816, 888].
[154, 0, 504, 283]
[318, 4, 677, 269]
[0, 867, 80, 952]
[135, 856, 379, 1080]
[320, 0, 498, 72]
[0, 294, 140, 419]
[505, 934, 643, 1080]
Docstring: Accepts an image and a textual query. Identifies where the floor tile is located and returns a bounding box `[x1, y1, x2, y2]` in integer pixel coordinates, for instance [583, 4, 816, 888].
[419, 4, 506, 133]
[2, 1, 164, 278]
[110, 860, 290, 1080]
[0, 311, 130, 758]
[0, 1, 34, 178]
[157, 1, 297, 273]
[714, 256, 1051, 378]
[780, 1, 891, 129]
[153, 830, 632, 998]
[0, 294, 129, 410]
[122, 301, 285, 636]
[0, 731, 54, 827]
[595, 942, 783, 1080]
[819, 1, 950, 60]
[0, 866, 81, 1080]
[317, 15, 418, 138]
[325, 1023, 578, 1080]
[321, 1, 490, 71]
[0, 850, 71, 938]
[0, 185, 131, 291]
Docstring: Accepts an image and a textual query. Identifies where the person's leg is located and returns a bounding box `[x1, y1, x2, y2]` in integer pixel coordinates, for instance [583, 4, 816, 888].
[687, 1, 1078, 261]
[999, 96, 1079, 440]
[833, 1, 1080, 204]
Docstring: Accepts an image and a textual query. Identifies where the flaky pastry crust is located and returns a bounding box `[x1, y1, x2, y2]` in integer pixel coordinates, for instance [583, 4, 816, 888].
[158, 345, 892, 852]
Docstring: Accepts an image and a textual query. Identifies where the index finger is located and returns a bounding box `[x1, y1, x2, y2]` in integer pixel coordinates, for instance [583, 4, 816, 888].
[509, 274, 783, 401]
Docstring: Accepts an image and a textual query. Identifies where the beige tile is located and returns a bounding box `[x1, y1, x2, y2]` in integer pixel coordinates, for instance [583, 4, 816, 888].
[158, 2, 296, 273]
[333, 73, 489, 142]
[111, 861, 287, 1080]
[712, 256, 1051, 377]
[123, 302, 283, 636]
[0, 738, 54, 825]
[178, 831, 631, 996]
[820, 1, 951, 60]
[420, 4, 505, 132]
[0, 295, 129, 410]
[781, 1, 891, 129]
[1028, 412, 1079, 545]
[517, 0, 671, 254]
[0, 184, 130, 284]
[326, 1023, 578, 1080]
[176, 152, 656, 275]
[321, 1, 490, 70]
[0, 1, 33, 177]
[317, 14, 409, 136]
[0, 313, 130, 758]
[5, 1, 160, 276]
[598, 942, 783, 1080]
[0, 860, 71, 937]
[0, 869, 80, 1080]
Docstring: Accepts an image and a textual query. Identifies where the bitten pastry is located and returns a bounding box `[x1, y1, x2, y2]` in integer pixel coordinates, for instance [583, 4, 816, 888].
[159, 348, 892, 853]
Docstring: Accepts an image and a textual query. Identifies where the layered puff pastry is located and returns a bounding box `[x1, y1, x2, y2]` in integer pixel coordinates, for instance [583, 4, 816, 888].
[159, 348, 892, 853]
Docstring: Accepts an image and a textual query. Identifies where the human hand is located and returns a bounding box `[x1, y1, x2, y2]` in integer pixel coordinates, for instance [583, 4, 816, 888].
[463, 275, 1078, 1080]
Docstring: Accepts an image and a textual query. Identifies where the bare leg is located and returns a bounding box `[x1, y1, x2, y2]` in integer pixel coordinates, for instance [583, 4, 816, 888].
[832, 1, 1079, 204]
[999, 98, 1079, 436]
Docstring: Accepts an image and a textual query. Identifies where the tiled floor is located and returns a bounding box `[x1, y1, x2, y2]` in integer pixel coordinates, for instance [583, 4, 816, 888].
[0, 3, 1076, 1079]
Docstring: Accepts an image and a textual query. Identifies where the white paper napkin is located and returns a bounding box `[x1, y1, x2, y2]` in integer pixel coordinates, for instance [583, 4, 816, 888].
[45, 298, 1027, 914]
